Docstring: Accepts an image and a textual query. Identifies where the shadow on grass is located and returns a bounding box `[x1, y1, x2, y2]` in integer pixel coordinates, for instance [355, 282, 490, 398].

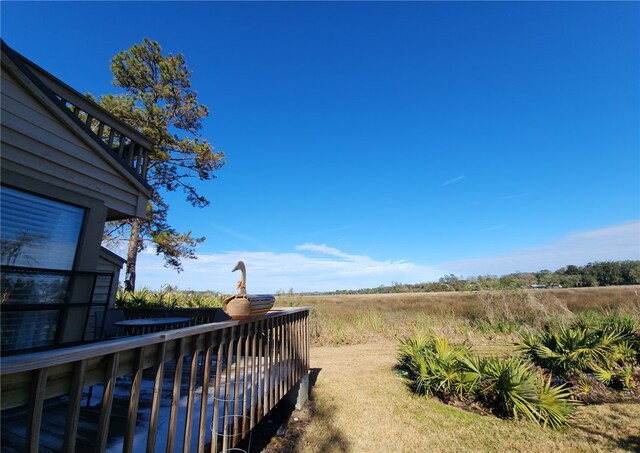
[233, 367, 350, 453]
[574, 424, 640, 452]
[618, 434, 640, 452]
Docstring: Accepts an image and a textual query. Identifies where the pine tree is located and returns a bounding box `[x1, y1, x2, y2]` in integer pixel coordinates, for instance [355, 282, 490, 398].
[98, 39, 225, 291]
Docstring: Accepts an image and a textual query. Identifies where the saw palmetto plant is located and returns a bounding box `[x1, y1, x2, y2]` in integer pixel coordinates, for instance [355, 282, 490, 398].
[397, 334, 577, 428]
[518, 316, 639, 390]
[518, 325, 621, 374]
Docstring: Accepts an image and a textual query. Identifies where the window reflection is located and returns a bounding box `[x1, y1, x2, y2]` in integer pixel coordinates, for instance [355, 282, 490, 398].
[1, 311, 59, 350]
[1, 186, 85, 351]
[1, 186, 84, 270]
[1, 270, 70, 305]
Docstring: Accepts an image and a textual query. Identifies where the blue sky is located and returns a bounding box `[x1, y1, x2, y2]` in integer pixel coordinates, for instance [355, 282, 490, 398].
[2, 2, 639, 293]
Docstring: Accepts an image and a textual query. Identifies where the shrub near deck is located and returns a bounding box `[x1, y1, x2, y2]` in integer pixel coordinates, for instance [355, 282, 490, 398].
[273, 341, 640, 453]
[396, 334, 577, 429]
[263, 287, 640, 453]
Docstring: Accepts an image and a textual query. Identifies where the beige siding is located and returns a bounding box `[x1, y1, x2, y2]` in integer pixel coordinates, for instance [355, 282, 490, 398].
[1, 68, 146, 219]
[1, 48, 150, 348]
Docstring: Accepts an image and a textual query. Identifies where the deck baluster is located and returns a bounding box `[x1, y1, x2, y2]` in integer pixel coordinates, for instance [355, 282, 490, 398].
[62, 360, 86, 452]
[183, 335, 202, 453]
[256, 319, 265, 419]
[212, 331, 225, 453]
[96, 353, 119, 452]
[167, 338, 185, 453]
[27, 368, 48, 453]
[242, 323, 251, 437]
[232, 324, 243, 444]
[197, 332, 214, 453]
[124, 348, 144, 453]
[147, 342, 167, 453]
[1, 309, 309, 453]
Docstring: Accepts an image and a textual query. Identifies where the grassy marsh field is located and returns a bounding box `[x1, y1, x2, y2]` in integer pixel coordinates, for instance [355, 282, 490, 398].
[265, 286, 640, 452]
[278, 286, 640, 347]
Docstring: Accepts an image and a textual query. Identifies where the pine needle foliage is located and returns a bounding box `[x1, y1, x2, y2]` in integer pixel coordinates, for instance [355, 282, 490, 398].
[98, 39, 225, 290]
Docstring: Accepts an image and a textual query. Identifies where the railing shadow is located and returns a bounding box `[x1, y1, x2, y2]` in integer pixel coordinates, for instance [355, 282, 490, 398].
[618, 434, 640, 452]
[1, 308, 310, 453]
[233, 367, 351, 453]
[231, 368, 322, 452]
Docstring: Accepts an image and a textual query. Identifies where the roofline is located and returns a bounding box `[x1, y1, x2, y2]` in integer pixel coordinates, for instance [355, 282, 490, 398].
[100, 246, 127, 266]
[1, 40, 153, 149]
[1, 40, 152, 193]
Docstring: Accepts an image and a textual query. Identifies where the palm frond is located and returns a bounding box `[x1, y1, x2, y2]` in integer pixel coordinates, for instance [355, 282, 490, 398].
[538, 375, 577, 429]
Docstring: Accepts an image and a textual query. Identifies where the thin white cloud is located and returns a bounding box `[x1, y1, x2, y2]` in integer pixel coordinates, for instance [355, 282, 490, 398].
[295, 243, 358, 260]
[212, 224, 267, 249]
[133, 244, 442, 293]
[443, 220, 640, 276]
[441, 175, 466, 187]
[500, 192, 532, 200]
[114, 221, 640, 293]
[482, 224, 507, 231]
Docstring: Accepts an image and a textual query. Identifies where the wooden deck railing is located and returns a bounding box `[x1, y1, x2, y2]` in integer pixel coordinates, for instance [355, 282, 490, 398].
[122, 307, 229, 326]
[59, 97, 151, 181]
[0, 308, 309, 453]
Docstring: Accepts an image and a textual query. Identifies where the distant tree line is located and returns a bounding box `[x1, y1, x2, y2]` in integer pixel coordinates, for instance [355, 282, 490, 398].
[330, 261, 640, 295]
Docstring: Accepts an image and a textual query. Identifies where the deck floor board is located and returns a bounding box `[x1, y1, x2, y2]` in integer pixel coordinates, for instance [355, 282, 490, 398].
[1, 355, 292, 452]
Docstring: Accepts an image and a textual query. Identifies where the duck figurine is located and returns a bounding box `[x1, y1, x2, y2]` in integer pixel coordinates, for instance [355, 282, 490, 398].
[232, 260, 247, 295]
[222, 260, 275, 320]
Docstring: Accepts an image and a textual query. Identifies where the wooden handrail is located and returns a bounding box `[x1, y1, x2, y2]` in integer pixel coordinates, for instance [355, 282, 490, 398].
[1, 308, 306, 374]
[1, 308, 310, 452]
[122, 307, 228, 324]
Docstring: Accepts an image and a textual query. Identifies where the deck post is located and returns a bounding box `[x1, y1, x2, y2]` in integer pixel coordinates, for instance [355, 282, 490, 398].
[1, 308, 309, 452]
[285, 372, 309, 410]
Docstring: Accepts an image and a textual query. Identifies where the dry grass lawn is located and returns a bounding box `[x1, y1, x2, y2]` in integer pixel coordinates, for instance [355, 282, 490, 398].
[262, 287, 640, 452]
[266, 340, 640, 453]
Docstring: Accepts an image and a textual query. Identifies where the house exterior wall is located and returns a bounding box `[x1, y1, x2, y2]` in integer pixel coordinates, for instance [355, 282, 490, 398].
[1, 66, 147, 220]
[0, 48, 150, 352]
[80, 249, 124, 341]
[96, 248, 125, 306]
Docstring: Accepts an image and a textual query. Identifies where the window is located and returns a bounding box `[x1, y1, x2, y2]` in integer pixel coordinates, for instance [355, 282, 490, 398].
[1, 185, 85, 351]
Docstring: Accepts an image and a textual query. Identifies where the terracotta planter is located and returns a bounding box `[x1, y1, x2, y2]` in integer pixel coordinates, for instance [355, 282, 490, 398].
[222, 294, 275, 320]
[222, 296, 251, 320]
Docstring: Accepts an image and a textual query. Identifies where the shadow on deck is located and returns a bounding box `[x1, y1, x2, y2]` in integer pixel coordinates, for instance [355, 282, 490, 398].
[1, 309, 310, 453]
